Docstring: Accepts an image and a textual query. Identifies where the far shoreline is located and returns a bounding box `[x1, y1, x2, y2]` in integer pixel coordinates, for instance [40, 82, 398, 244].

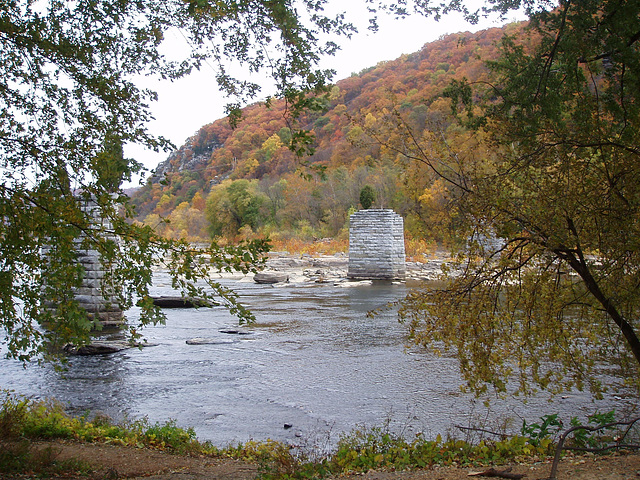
[206, 249, 453, 285]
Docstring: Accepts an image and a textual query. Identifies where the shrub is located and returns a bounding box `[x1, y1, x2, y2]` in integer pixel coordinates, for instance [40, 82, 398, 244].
[359, 185, 376, 209]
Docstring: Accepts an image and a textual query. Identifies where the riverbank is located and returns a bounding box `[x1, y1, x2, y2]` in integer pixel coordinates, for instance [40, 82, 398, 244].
[3, 391, 638, 480]
[10, 438, 640, 480]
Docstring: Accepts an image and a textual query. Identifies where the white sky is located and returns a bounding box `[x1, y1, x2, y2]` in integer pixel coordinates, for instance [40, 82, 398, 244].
[124, 5, 523, 187]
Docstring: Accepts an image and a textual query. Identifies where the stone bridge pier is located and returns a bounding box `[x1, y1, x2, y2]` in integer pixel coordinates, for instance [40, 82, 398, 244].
[348, 209, 406, 280]
[75, 197, 124, 328]
[42, 196, 124, 329]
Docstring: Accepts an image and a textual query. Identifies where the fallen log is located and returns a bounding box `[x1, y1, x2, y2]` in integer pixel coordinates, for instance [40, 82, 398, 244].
[468, 467, 525, 479]
[151, 296, 213, 308]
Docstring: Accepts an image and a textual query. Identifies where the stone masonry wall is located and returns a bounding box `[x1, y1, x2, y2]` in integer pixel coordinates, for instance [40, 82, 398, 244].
[42, 197, 124, 328]
[75, 197, 124, 327]
[348, 209, 406, 280]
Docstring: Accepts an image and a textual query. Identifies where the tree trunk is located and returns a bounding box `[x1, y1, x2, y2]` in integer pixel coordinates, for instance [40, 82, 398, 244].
[558, 250, 640, 367]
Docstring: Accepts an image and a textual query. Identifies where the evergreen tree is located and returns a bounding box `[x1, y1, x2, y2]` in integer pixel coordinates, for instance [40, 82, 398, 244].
[359, 185, 376, 209]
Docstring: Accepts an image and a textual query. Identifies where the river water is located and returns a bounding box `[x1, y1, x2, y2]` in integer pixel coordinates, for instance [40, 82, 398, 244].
[1, 272, 636, 449]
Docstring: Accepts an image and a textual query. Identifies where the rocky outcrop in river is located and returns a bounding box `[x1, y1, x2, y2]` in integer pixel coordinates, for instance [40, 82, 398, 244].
[235, 251, 449, 285]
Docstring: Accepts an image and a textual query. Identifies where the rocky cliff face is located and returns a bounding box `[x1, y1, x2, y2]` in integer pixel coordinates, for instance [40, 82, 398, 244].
[150, 134, 223, 183]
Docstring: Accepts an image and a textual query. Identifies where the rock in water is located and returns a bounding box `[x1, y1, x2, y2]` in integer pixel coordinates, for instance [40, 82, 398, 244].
[186, 338, 236, 345]
[218, 328, 253, 335]
[64, 341, 132, 355]
[254, 272, 289, 284]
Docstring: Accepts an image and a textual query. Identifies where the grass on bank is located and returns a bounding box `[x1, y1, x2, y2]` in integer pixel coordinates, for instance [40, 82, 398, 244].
[0, 390, 633, 479]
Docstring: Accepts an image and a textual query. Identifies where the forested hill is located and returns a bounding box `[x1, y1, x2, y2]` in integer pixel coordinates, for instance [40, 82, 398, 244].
[130, 21, 526, 244]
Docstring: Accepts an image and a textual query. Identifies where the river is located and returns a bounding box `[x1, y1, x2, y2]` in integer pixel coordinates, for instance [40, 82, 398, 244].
[1, 271, 636, 449]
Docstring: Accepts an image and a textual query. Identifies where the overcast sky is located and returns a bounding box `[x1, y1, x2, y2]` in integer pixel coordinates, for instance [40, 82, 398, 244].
[124, 4, 523, 187]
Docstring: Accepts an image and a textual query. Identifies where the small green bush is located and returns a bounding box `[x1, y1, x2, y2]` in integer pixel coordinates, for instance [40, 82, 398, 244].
[359, 185, 376, 209]
[0, 390, 218, 455]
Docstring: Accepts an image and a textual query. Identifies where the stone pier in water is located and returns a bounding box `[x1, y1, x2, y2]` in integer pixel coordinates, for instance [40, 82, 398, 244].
[348, 209, 406, 280]
[75, 197, 124, 327]
[42, 197, 124, 329]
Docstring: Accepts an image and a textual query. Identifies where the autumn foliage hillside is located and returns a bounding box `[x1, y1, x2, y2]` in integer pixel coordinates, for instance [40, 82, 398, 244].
[130, 21, 527, 248]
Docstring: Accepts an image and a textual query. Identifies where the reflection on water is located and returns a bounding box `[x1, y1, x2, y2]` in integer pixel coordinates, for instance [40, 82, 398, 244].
[1, 273, 636, 447]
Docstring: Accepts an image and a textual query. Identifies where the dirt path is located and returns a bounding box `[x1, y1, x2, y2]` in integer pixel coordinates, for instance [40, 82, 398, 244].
[20, 440, 640, 480]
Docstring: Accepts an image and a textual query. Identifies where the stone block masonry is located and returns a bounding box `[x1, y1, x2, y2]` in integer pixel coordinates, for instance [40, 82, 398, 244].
[348, 209, 406, 280]
[42, 196, 124, 328]
[75, 197, 124, 327]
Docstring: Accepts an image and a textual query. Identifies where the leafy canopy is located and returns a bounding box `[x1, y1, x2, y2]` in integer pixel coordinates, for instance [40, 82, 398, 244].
[359, 0, 640, 397]
[0, 0, 359, 362]
[205, 179, 267, 239]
